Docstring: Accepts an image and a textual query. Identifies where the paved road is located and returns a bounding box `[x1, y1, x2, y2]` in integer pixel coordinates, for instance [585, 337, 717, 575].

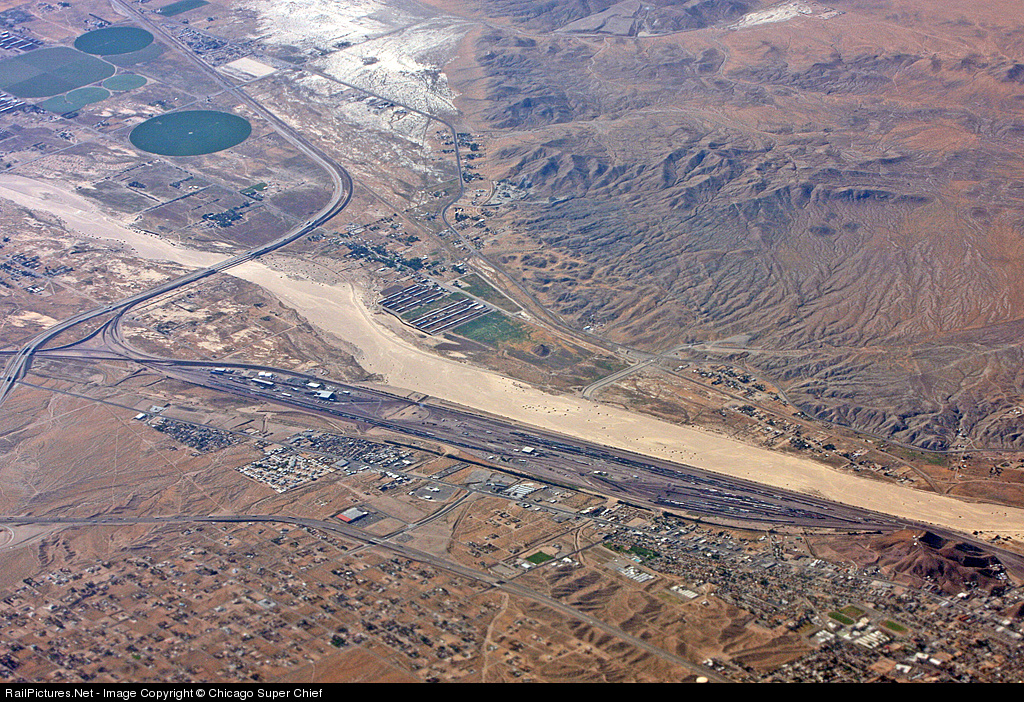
[0, 8, 1004, 681]
[0, 4, 355, 409]
[0, 512, 729, 682]
[581, 355, 658, 399]
[34, 331, 901, 532]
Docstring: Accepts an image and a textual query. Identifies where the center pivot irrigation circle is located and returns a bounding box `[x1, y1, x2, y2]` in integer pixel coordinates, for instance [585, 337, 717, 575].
[128, 110, 252, 156]
[74, 27, 155, 56]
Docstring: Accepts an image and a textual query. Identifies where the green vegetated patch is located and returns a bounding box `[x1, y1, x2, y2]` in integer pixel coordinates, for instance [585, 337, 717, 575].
[74, 27, 154, 56]
[38, 86, 110, 113]
[840, 605, 865, 619]
[881, 619, 907, 633]
[129, 110, 252, 156]
[400, 292, 468, 322]
[157, 0, 210, 16]
[446, 306, 626, 389]
[526, 551, 554, 565]
[608, 543, 660, 560]
[241, 182, 267, 196]
[0, 47, 115, 98]
[828, 611, 856, 626]
[454, 312, 530, 346]
[919, 451, 950, 467]
[889, 445, 949, 467]
[103, 73, 147, 91]
[457, 273, 520, 312]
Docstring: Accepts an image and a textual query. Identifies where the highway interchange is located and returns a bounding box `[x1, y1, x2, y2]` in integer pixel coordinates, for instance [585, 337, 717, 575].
[3, 3, 1024, 682]
[0, 2, 353, 407]
[0, 1, 907, 535]
[0, 11, 981, 540]
[23, 327, 901, 533]
[31, 336, 1024, 586]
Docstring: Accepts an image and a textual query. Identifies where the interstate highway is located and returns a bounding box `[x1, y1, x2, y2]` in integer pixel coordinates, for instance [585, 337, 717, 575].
[74, 355, 899, 531]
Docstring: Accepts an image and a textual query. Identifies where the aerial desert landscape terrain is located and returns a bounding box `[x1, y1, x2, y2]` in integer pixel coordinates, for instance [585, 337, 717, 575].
[2, 0, 1024, 684]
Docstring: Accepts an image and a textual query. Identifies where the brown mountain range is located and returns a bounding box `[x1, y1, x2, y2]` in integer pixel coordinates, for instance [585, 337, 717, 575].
[432, 0, 1024, 450]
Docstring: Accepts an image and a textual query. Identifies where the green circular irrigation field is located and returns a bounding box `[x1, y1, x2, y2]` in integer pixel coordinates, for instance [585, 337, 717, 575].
[0, 47, 115, 98]
[103, 73, 147, 91]
[38, 86, 110, 113]
[0, 25, 154, 112]
[74, 27, 154, 56]
[129, 110, 252, 156]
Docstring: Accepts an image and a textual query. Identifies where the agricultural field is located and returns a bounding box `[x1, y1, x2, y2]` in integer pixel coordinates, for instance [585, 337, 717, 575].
[456, 273, 521, 312]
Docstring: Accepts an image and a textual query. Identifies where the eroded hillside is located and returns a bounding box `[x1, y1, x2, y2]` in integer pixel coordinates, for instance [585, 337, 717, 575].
[430, 0, 1024, 450]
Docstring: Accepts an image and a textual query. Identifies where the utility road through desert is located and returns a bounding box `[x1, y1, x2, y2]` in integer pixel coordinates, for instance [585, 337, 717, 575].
[4, 166, 1021, 540]
[222, 259, 1024, 539]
